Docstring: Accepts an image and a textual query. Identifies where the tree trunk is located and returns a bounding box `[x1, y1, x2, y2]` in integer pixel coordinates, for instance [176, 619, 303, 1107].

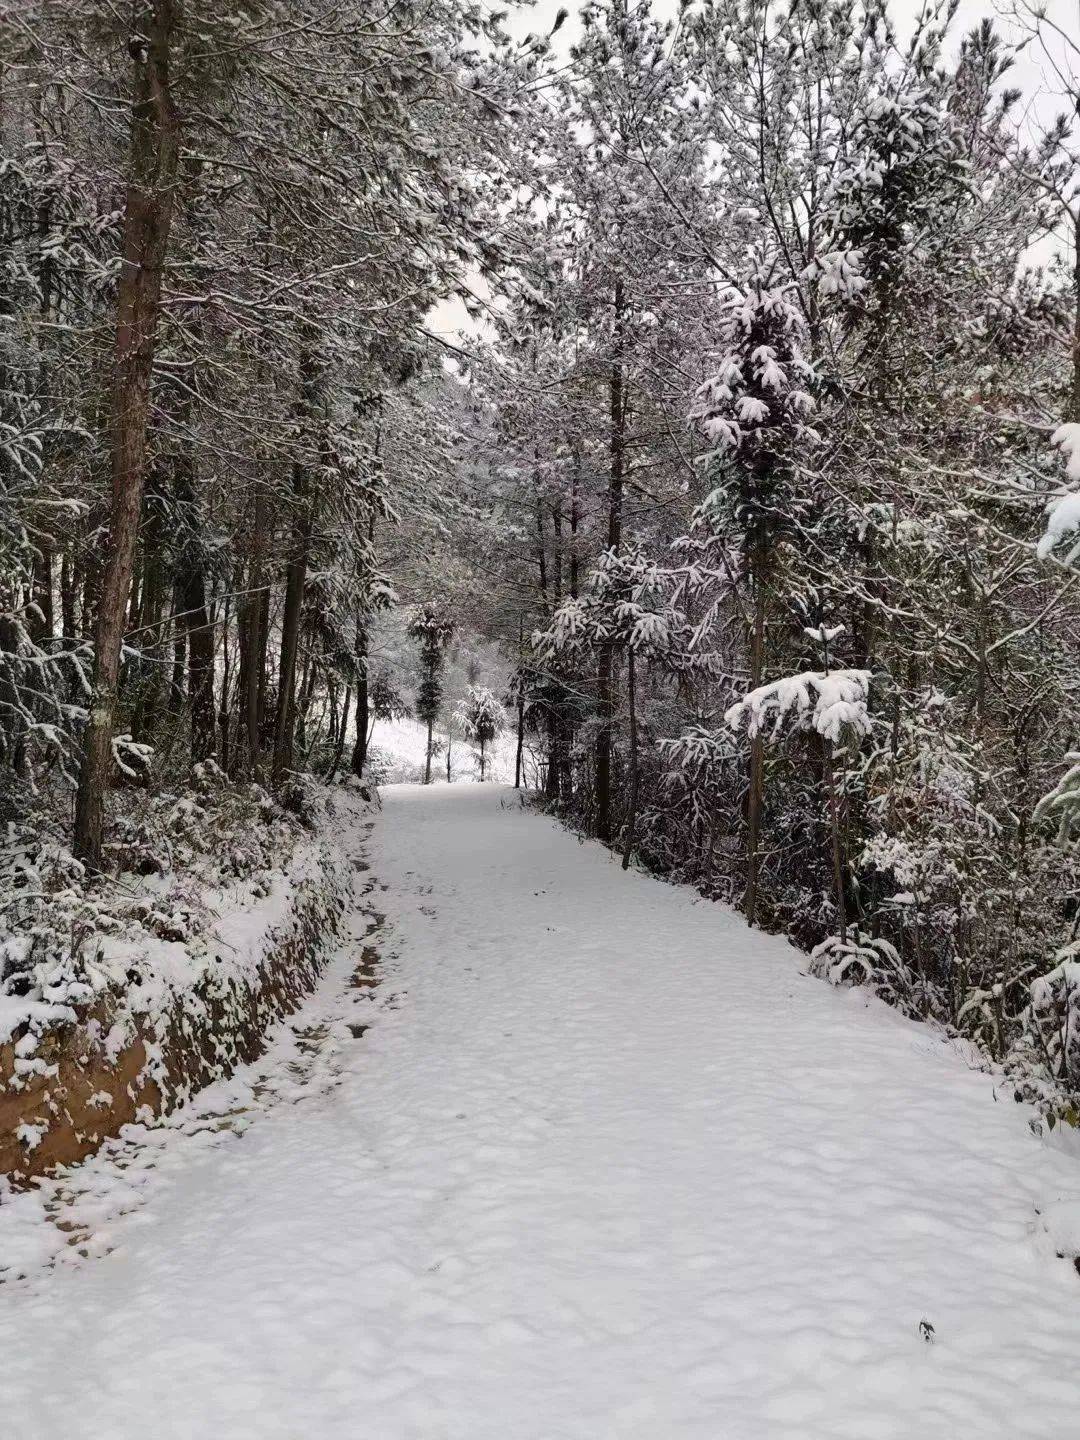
[326, 678, 339, 751]
[743, 735, 765, 925]
[255, 578, 270, 746]
[621, 648, 639, 871]
[514, 689, 525, 789]
[608, 278, 625, 552]
[825, 737, 848, 944]
[326, 683, 350, 782]
[295, 647, 318, 755]
[595, 279, 626, 846]
[559, 725, 573, 802]
[169, 586, 186, 712]
[183, 566, 215, 762]
[272, 462, 312, 785]
[595, 645, 613, 843]
[424, 716, 434, 785]
[175, 452, 216, 763]
[218, 589, 232, 772]
[31, 543, 54, 644]
[236, 496, 267, 779]
[545, 708, 559, 801]
[272, 331, 320, 787]
[351, 619, 368, 777]
[60, 550, 77, 641]
[535, 497, 548, 601]
[74, 0, 180, 866]
[131, 467, 168, 742]
[742, 527, 768, 927]
[569, 447, 581, 600]
[552, 500, 563, 601]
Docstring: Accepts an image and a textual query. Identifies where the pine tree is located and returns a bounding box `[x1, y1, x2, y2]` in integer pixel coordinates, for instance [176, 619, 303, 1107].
[690, 254, 818, 923]
[457, 685, 505, 781]
[409, 603, 455, 785]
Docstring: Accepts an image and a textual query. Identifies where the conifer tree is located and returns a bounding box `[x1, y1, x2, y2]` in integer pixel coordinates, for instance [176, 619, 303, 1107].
[409, 603, 455, 785]
[457, 685, 505, 781]
[690, 256, 818, 923]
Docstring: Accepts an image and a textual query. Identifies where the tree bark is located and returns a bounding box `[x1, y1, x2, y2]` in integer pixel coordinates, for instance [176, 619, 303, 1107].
[595, 644, 614, 843]
[131, 466, 169, 742]
[825, 737, 848, 945]
[608, 278, 626, 553]
[621, 648, 639, 871]
[295, 647, 318, 757]
[236, 496, 267, 779]
[169, 584, 186, 712]
[595, 279, 626, 846]
[60, 550, 77, 642]
[545, 708, 559, 802]
[30, 543, 54, 644]
[351, 618, 368, 777]
[74, 0, 180, 866]
[272, 327, 322, 787]
[218, 589, 231, 772]
[742, 525, 768, 927]
[569, 447, 581, 600]
[325, 683, 350, 781]
[271, 504, 308, 786]
[176, 455, 216, 763]
[514, 691, 525, 789]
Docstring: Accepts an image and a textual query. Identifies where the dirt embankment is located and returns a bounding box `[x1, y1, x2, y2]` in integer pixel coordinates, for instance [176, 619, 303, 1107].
[0, 875, 348, 1183]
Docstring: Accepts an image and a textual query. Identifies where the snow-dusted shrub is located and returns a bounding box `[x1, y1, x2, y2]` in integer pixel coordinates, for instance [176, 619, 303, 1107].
[1035, 752, 1080, 849]
[0, 770, 309, 1027]
[1040, 424, 1080, 567]
[278, 772, 324, 829]
[725, 669, 872, 743]
[1010, 756, 1080, 1107]
[650, 724, 743, 892]
[809, 930, 906, 998]
[1013, 954, 1080, 1100]
[363, 746, 425, 787]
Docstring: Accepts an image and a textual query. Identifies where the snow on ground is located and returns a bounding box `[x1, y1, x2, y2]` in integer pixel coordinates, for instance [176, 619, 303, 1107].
[3, 784, 1080, 1438]
[368, 715, 542, 785]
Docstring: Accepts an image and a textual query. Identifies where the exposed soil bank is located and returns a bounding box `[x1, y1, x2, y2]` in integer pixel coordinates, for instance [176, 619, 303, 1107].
[1, 816, 358, 1183]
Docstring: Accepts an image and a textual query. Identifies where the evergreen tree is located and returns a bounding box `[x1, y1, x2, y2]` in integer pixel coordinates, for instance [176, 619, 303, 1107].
[409, 603, 455, 785]
[457, 685, 505, 781]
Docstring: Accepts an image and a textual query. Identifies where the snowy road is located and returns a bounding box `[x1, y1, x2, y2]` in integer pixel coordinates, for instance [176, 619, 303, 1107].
[4, 784, 1080, 1438]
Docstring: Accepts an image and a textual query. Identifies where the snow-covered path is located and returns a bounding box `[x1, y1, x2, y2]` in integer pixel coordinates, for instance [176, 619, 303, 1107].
[4, 784, 1080, 1438]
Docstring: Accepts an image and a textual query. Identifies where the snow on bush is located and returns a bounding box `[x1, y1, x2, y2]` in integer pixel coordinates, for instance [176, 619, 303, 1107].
[0, 768, 368, 1101]
[808, 930, 905, 992]
[1035, 751, 1080, 848]
[1016, 955, 1080, 1102]
[1039, 424, 1080, 566]
[724, 669, 872, 742]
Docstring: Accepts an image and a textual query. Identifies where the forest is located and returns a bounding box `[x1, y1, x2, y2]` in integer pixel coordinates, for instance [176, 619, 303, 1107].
[2, 0, 1080, 1116]
[6, 2, 1080, 1433]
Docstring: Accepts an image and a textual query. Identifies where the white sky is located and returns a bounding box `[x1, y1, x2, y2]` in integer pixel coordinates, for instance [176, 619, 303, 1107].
[429, 0, 1080, 339]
